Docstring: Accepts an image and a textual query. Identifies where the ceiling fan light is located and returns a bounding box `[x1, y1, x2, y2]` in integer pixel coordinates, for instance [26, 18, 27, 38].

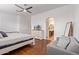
[23, 9, 26, 12]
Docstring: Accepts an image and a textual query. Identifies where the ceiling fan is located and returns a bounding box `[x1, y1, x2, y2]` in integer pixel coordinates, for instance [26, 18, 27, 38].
[15, 4, 32, 13]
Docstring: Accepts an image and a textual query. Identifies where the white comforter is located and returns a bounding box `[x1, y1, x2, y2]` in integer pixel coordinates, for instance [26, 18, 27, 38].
[0, 33, 33, 47]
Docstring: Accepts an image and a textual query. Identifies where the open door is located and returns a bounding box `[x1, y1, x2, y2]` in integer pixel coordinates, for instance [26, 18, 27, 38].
[46, 17, 54, 41]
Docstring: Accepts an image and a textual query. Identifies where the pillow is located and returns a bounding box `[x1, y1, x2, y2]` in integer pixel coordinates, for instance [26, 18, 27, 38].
[0, 31, 8, 37]
[0, 33, 3, 38]
[67, 37, 79, 54]
[56, 36, 70, 49]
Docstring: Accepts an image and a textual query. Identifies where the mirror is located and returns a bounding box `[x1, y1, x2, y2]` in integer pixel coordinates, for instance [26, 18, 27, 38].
[64, 22, 73, 37]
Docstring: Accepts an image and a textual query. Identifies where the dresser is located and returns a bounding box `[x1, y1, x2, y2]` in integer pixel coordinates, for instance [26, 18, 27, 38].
[31, 30, 44, 40]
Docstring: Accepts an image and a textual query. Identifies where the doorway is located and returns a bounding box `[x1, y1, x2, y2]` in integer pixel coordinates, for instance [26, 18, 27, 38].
[46, 17, 54, 41]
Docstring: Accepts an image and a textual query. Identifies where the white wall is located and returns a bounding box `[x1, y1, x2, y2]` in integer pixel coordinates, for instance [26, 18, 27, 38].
[0, 11, 18, 32]
[31, 5, 76, 40]
[73, 5, 79, 41]
[18, 12, 31, 34]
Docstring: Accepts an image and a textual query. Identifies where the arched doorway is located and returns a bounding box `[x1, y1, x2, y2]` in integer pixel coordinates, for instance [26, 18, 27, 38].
[46, 17, 54, 42]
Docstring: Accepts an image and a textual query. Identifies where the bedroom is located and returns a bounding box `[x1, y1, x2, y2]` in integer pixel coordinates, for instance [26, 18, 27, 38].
[0, 4, 79, 55]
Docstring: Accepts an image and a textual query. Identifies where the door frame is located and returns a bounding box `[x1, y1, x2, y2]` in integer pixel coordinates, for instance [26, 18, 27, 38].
[46, 17, 54, 40]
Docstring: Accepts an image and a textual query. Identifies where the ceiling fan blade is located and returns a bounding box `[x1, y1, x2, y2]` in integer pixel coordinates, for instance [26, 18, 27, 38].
[26, 7, 32, 10]
[15, 4, 24, 9]
[27, 10, 32, 13]
[16, 10, 23, 12]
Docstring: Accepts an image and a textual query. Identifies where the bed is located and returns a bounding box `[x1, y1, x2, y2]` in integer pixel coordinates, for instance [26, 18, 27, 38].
[0, 32, 35, 55]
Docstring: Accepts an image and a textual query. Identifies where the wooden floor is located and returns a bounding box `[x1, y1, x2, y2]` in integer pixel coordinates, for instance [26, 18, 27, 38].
[5, 39, 50, 55]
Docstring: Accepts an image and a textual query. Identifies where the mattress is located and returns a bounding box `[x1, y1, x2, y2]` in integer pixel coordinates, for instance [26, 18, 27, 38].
[0, 40, 33, 54]
[0, 33, 33, 47]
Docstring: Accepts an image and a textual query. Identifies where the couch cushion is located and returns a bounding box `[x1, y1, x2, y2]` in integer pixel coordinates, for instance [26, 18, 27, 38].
[56, 36, 70, 49]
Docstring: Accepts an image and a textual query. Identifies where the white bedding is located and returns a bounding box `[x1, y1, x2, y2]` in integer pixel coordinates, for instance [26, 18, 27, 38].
[0, 33, 33, 47]
[0, 33, 34, 54]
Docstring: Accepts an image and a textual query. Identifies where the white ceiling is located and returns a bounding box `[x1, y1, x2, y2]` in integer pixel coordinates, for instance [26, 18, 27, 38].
[0, 4, 68, 15]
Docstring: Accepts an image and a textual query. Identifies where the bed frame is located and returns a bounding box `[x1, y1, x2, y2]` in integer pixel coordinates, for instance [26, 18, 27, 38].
[0, 38, 35, 55]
